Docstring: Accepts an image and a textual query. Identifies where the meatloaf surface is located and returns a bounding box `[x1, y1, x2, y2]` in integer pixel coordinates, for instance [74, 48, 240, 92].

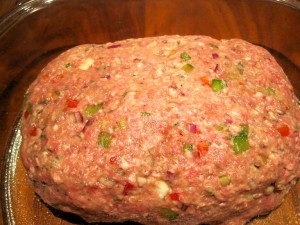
[20, 35, 300, 225]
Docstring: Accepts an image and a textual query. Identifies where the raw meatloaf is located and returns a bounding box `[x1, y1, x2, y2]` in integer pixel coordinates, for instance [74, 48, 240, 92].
[20, 35, 300, 225]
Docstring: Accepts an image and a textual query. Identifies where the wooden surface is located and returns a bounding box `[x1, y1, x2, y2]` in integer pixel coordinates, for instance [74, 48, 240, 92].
[0, 0, 299, 225]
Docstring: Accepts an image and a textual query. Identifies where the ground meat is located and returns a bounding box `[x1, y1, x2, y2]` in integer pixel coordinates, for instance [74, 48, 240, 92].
[20, 35, 300, 225]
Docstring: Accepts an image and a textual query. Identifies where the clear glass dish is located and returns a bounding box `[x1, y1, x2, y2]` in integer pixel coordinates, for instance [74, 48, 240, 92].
[0, 0, 299, 224]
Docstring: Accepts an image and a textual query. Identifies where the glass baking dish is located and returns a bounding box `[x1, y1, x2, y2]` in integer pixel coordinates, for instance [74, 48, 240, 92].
[0, 0, 299, 224]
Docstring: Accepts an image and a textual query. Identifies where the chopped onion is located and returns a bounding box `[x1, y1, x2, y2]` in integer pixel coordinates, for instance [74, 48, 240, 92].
[73, 111, 83, 123]
[133, 58, 142, 62]
[166, 171, 175, 180]
[179, 203, 189, 211]
[82, 118, 94, 132]
[100, 74, 111, 79]
[188, 123, 197, 133]
[212, 53, 219, 59]
[107, 44, 121, 49]
[155, 180, 170, 199]
[169, 84, 178, 89]
[214, 64, 219, 73]
[100, 177, 115, 188]
[225, 118, 233, 124]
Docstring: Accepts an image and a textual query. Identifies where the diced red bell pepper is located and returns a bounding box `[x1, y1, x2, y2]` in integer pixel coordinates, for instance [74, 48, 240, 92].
[197, 140, 209, 157]
[24, 110, 30, 119]
[277, 124, 290, 137]
[199, 76, 210, 86]
[29, 127, 37, 136]
[169, 192, 180, 201]
[123, 182, 134, 195]
[66, 98, 79, 108]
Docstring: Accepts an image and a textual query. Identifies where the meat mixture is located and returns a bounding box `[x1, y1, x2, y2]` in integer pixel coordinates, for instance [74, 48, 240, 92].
[20, 35, 300, 225]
